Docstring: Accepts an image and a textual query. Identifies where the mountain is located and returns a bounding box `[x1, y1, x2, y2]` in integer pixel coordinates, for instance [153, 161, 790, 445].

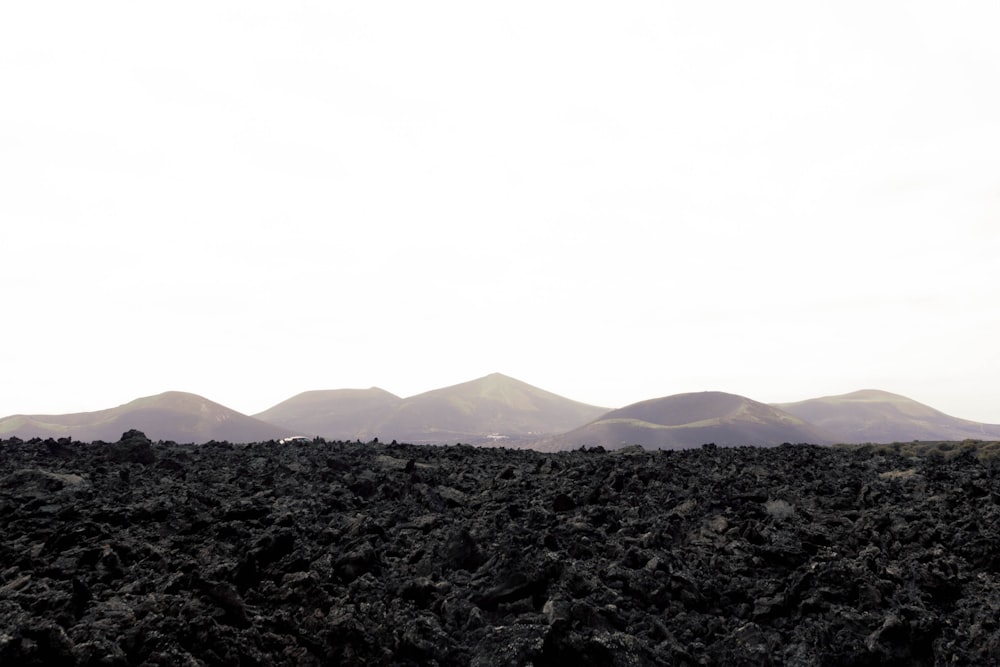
[253, 388, 402, 441]
[774, 389, 1000, 443]
[367, 373, 608, 445]
[0, 391, 297, 444]
[253, 373, 605, 445]
[540, 391, 834, 451]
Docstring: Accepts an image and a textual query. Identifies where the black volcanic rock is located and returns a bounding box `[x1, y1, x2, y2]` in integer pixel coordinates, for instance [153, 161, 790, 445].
[109, 429, 155, 465]
[2, 437, 1000, 665]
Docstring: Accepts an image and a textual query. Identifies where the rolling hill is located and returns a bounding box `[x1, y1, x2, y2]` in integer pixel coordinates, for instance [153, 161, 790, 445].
[0, 391, 296, 444]
[253, 388, 402, 441]
[368, 373, 609, 445]
[539, 391, 834, 451]
[774, 389, 1000, 443]
[9, 382, 999, 449]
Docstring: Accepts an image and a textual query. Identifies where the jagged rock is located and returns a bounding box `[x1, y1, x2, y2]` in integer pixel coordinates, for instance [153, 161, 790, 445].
[1, 438, 998, 664]
[108, 430, 155, 465]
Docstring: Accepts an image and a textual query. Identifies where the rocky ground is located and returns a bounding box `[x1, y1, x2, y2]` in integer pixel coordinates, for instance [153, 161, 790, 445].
[2, 432, 1000, 666]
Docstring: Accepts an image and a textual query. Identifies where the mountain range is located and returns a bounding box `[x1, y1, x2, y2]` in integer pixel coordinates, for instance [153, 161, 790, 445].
[0, 391, 293, 444]
[255, 373, 608, 445]
[2, 374, 999, 448]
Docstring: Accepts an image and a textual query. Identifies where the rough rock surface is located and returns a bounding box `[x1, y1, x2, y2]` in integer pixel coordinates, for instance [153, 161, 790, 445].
[2, 433, 1000, 665]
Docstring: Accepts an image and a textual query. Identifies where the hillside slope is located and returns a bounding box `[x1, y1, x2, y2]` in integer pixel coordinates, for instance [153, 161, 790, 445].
[0, 392, 296, 444]
[253, 388, 402, 441]
[372, 373, 608, 445]
[542, 391, 834, 451]
[775, 389, 1000, 443]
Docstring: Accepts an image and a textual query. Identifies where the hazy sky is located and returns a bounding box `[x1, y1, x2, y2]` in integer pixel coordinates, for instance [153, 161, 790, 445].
[3, 2, 999, 423]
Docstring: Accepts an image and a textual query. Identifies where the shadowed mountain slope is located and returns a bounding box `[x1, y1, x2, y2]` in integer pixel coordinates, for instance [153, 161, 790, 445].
[371, 373, 608, 445]
[774, 389, 1000, 443]
[253, 388, 402, 441]
[540, 391, 834, 451]
[0, 392, 296, 444]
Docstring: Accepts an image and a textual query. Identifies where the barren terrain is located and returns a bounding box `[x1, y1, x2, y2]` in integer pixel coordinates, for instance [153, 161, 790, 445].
[2, 433, 1000, 665]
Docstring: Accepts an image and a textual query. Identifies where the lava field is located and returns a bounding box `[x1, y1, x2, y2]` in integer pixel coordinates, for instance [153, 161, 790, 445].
[2, 433, 1000, 666]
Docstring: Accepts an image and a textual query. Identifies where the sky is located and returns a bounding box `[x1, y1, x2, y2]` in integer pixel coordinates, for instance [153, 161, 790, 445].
[2, 2, 1000, 423]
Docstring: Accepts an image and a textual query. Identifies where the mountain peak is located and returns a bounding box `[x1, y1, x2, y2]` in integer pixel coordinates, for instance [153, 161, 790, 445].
[831, 389, 913, 403]
[466, 372, 528, 389]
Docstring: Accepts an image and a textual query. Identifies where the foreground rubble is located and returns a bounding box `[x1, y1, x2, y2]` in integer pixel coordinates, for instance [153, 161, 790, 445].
[2, 433, 999, 665]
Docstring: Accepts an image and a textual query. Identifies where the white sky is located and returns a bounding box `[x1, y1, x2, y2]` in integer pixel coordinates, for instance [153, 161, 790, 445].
[3, 1, 1000, 423]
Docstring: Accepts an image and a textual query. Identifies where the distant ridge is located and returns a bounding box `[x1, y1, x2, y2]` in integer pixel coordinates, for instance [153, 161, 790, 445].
[254, 373, 608, 445]
[253, 388, 402, 441]
[774, 389, 1000, 443]
[6, 381, 1000, 449]
[374, 373, 609, 445]
[0, 391, 295, 444]
[539, 391, 834, 451]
